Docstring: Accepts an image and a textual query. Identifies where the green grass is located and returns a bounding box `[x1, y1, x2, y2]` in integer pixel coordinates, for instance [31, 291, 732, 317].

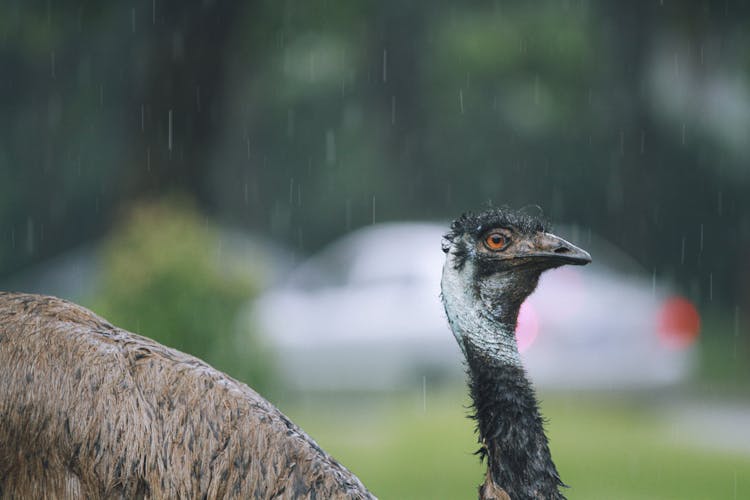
[547, 398, 748, 500]
[280, 390, 750, 500]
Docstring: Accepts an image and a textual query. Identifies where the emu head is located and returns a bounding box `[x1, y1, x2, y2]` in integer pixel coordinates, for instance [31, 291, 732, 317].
[440, 208, 591, 364]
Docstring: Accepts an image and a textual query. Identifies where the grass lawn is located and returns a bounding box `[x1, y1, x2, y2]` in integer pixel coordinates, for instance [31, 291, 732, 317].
[281, 389, 750, 499]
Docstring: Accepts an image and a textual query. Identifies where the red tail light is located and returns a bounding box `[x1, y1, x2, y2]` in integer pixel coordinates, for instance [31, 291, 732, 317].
[657, 296, 701, 349]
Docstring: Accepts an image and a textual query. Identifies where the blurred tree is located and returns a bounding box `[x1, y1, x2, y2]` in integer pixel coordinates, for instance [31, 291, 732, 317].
[122, 0, 244, 203]
[90, 195, 276, 394]
[0, 1, 127, 275]
[2, 0, 749, 321]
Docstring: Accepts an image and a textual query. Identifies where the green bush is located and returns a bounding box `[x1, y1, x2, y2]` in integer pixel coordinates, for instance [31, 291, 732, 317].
[89, 195, 276, 395]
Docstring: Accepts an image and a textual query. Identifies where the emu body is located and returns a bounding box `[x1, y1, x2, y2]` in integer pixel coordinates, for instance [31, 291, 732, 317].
[0, 292, 372, 499]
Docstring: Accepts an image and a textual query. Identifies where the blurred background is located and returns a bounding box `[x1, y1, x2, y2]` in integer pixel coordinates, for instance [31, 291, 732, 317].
[1, 1, 749, 498]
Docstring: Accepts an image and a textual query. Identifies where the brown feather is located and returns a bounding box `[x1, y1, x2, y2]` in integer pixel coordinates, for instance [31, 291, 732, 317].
[0, 292, 374, 499]
[480, 470, 511, 500]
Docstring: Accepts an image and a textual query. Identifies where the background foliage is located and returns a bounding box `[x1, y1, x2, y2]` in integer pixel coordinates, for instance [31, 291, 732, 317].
[1, 0, 749, 313]
[92, 196, 275, 394]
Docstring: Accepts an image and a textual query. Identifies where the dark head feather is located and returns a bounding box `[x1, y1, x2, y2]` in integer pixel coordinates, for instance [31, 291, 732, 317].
[444, 207, 550, 245]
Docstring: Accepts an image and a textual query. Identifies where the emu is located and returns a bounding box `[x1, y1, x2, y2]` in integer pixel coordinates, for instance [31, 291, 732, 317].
[0, 207, 589, 499]
[441, 209, 590, 499]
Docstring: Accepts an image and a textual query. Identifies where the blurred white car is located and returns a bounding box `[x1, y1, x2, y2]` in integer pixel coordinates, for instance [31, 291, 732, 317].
[253, 222, 699, 391]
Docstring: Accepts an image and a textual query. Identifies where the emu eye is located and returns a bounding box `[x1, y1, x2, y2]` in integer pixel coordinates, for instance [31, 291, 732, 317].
[483, 231, 509, 251]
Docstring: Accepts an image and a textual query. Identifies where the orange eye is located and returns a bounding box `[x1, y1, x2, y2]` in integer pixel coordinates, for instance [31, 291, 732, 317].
[484, 231, 508, 251]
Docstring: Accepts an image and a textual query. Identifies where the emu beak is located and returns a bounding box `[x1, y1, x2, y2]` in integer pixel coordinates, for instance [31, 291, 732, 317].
[526, 232, 592, 266]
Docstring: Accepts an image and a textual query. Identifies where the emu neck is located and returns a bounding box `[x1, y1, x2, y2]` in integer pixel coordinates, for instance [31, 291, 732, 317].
[441, 262, 522, 368]
[463, 328, 565, 500]
[442, 256, 564, 498]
